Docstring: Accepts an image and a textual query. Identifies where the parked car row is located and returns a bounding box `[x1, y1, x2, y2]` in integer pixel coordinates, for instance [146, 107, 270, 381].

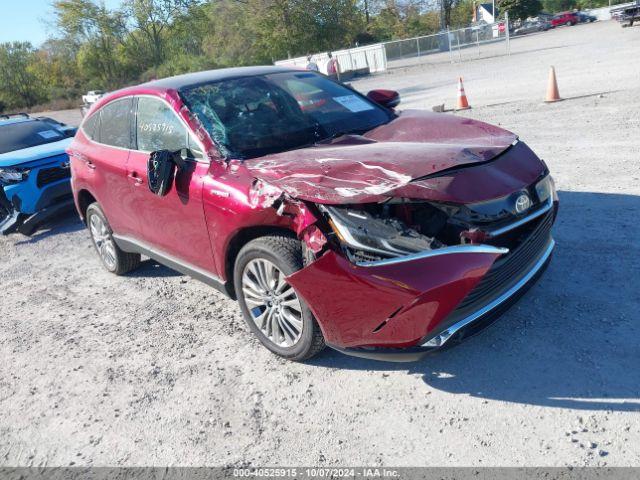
[512, 11, 596, 36]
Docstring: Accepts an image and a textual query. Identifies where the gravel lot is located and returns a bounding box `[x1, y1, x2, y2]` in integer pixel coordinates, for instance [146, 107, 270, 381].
[1, 20, 639, 467]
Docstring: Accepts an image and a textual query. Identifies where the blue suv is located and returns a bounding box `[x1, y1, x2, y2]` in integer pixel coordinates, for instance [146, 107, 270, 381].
[0, 113, 76, 235]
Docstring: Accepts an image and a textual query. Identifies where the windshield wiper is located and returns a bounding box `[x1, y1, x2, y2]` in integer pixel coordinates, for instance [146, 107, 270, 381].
[316, 128, 367, 144]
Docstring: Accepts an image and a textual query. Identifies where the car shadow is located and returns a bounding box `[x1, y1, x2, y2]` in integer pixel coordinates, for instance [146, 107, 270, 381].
[13, 211, 84, 245]
[309, 190, 640, 412]
[128, 259, 183, 279]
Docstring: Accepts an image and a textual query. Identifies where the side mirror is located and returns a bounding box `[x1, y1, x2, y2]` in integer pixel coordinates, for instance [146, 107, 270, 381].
[366, 89, 400, 109]
[147, 150, 180, 196]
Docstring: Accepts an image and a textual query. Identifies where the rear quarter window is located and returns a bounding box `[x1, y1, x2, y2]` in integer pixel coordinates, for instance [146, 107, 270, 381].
[81, 112, 100, 141]
[98, 98, 133, 149]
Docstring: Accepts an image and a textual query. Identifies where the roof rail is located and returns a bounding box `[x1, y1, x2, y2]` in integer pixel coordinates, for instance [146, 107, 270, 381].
[0, 112, 31, 120]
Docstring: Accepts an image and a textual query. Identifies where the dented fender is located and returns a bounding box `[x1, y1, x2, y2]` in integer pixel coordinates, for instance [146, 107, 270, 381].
[202, 161, 324, 281]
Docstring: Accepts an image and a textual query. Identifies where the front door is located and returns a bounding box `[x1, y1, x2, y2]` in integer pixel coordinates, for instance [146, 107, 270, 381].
[124, 96, 215, 273]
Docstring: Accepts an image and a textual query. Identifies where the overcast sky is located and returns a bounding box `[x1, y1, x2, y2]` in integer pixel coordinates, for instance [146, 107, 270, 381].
[0, 0, 123, 46]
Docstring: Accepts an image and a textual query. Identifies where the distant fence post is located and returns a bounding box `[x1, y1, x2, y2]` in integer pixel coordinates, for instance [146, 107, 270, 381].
[416, 37, 421, 57]
[505, 11, 511, 56]
[447, 26, 453, 63]
[381, 42, 388, 70]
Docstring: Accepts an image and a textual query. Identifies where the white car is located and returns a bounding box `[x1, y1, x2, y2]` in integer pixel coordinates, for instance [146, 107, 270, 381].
[81, 90, 105, 105]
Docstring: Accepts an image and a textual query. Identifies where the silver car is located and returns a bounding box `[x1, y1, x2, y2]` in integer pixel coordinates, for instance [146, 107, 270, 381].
[514, 20, 550, 35]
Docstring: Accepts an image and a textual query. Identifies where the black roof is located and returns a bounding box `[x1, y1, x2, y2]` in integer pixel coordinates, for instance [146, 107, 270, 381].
[479, 3, 498, 14]
[142, 65, 297, 91]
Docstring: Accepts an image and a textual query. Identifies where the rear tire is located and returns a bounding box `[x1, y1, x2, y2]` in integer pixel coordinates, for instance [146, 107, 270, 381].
[234, 234, 325, 361]
[86, 203, 140, 275]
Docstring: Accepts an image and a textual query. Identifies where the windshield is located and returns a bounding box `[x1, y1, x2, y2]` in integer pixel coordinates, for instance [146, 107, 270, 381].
[180, 71, 393, 159]
[0, 121, 66, 155]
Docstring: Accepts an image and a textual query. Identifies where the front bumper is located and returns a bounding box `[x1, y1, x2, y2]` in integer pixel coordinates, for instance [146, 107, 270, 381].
[329, 238, 554, 362]
[3, 155, 71, 214]
[287, 205, 556, 362]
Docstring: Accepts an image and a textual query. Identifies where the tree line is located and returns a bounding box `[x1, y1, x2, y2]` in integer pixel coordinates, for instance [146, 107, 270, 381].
[0, 0, 619, 112]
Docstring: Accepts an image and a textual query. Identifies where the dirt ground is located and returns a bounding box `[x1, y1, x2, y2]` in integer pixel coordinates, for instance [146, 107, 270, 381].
[1, 21, 639, 467]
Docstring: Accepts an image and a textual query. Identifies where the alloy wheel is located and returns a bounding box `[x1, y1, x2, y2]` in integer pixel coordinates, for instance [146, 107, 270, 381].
[89, 214, 117, 271]
[241, 258, 304, 348]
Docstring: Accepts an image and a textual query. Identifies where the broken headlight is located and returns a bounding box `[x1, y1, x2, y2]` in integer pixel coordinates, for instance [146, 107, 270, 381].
[0, 167, 30, 185]
[320, 205, 436, 260]
[535, 175, 555, 204]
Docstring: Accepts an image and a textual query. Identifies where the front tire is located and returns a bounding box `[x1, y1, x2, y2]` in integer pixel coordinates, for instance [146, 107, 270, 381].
[86, 203, 140, 275]
[234, 235, 325, 361]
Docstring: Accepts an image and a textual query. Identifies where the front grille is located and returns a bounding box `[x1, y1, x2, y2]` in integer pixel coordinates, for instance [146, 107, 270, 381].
[457, 210, 554, 311]
[36, 166, 71, 188]
[349, 249, 384, 263]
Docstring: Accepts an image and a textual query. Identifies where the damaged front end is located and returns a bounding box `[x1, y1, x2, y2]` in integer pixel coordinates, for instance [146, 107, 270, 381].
[307, 173, 556, 264]
[239, 129, 558, 361]
[284, 174, 558, 361]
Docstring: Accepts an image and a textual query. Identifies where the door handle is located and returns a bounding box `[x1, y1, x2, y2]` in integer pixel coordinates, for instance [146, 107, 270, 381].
[69, 150, 95, 169]
[69, 150, 87, 161]
[127, 172, 143, 185]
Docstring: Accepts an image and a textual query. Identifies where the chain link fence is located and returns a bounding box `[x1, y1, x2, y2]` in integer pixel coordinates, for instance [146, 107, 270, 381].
[275, 17, 512, 76]
[383, 19, 511, 70]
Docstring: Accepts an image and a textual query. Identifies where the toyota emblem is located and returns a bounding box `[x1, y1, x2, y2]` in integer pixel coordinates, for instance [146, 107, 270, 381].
[515, 193, 531, 214]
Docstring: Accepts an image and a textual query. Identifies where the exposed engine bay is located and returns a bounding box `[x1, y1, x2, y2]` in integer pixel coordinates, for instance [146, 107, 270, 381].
[317, 175, 555, 264]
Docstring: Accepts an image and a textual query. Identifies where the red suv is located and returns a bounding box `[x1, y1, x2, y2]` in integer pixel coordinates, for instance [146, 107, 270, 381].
[68, 67, 557, 362]
[551, 12, 579, 27]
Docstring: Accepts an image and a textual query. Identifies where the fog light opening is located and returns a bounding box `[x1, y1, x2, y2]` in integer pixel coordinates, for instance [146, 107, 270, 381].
[423, 329, 454, 348]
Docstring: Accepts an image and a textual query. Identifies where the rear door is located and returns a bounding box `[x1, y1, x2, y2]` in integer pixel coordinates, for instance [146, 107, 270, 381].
[78, 97, 139, 236]
[124, 95, 215, 272]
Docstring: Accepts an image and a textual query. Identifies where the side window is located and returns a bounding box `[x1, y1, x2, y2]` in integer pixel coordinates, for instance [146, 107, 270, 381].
[82, 112, 100, 141]
[136, 97, 188, 152]
[98, 98, 133, 148]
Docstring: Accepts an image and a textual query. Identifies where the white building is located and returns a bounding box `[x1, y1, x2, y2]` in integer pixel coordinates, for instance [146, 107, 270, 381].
[477, 3, 499, 23]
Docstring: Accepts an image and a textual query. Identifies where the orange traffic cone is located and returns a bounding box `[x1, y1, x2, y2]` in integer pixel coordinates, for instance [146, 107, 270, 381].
[456, 77, 471, 110]
[545, 66, 562, 103]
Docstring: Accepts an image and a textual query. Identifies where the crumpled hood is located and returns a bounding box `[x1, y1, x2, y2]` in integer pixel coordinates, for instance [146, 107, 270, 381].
[244, 110, 522, 204]
[0, 138, 72, 168]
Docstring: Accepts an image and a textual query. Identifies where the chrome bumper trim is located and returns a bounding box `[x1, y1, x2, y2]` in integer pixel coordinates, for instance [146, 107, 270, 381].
[487, 196, 554, 238]
[356, 244, 509, 267]
[421, 238, 555, 348]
